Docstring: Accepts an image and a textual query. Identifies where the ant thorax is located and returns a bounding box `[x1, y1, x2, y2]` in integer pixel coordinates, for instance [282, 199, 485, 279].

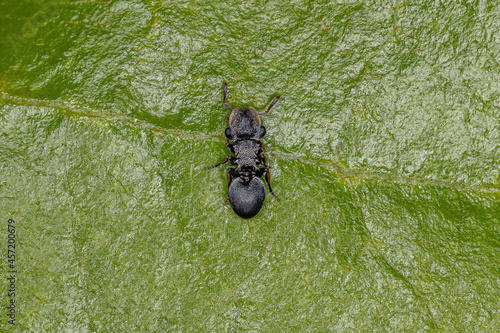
[232, 140, 261, 170]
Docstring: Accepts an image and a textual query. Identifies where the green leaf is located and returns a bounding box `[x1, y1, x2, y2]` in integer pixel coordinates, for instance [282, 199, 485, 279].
[1, 0, 499, 331]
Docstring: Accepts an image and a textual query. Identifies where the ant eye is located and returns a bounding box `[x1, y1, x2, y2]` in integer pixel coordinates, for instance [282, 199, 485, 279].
[260, 126, 266, 136]
[225, 128, 232, 139]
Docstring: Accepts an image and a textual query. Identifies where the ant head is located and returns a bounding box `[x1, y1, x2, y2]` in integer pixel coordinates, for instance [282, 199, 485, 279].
[225, 107, 265, 141]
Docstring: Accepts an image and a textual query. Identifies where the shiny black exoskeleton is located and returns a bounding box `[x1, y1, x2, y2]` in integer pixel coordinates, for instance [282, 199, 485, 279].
[206, 82, 280, 218]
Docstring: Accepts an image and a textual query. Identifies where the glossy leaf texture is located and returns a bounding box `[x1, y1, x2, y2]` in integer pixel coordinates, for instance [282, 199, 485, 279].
[1, 1, 499, 331]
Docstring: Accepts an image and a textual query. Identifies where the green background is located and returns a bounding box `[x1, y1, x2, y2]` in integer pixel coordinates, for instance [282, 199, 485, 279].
[1, 0, 499, 331]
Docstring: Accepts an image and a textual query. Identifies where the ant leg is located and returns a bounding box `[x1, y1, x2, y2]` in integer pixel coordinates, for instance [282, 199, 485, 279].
[259, 153, 268, 167]
[226, 140, 235, 154]
[223, 82, 232, 111]
[260, 167, 280, 201]
[205, 156, 235, 169]
[261, 154, 268, 167]
[258, 141, 265, 153]
[257, 141, 268, 166]
[259, 95, 280, 115]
